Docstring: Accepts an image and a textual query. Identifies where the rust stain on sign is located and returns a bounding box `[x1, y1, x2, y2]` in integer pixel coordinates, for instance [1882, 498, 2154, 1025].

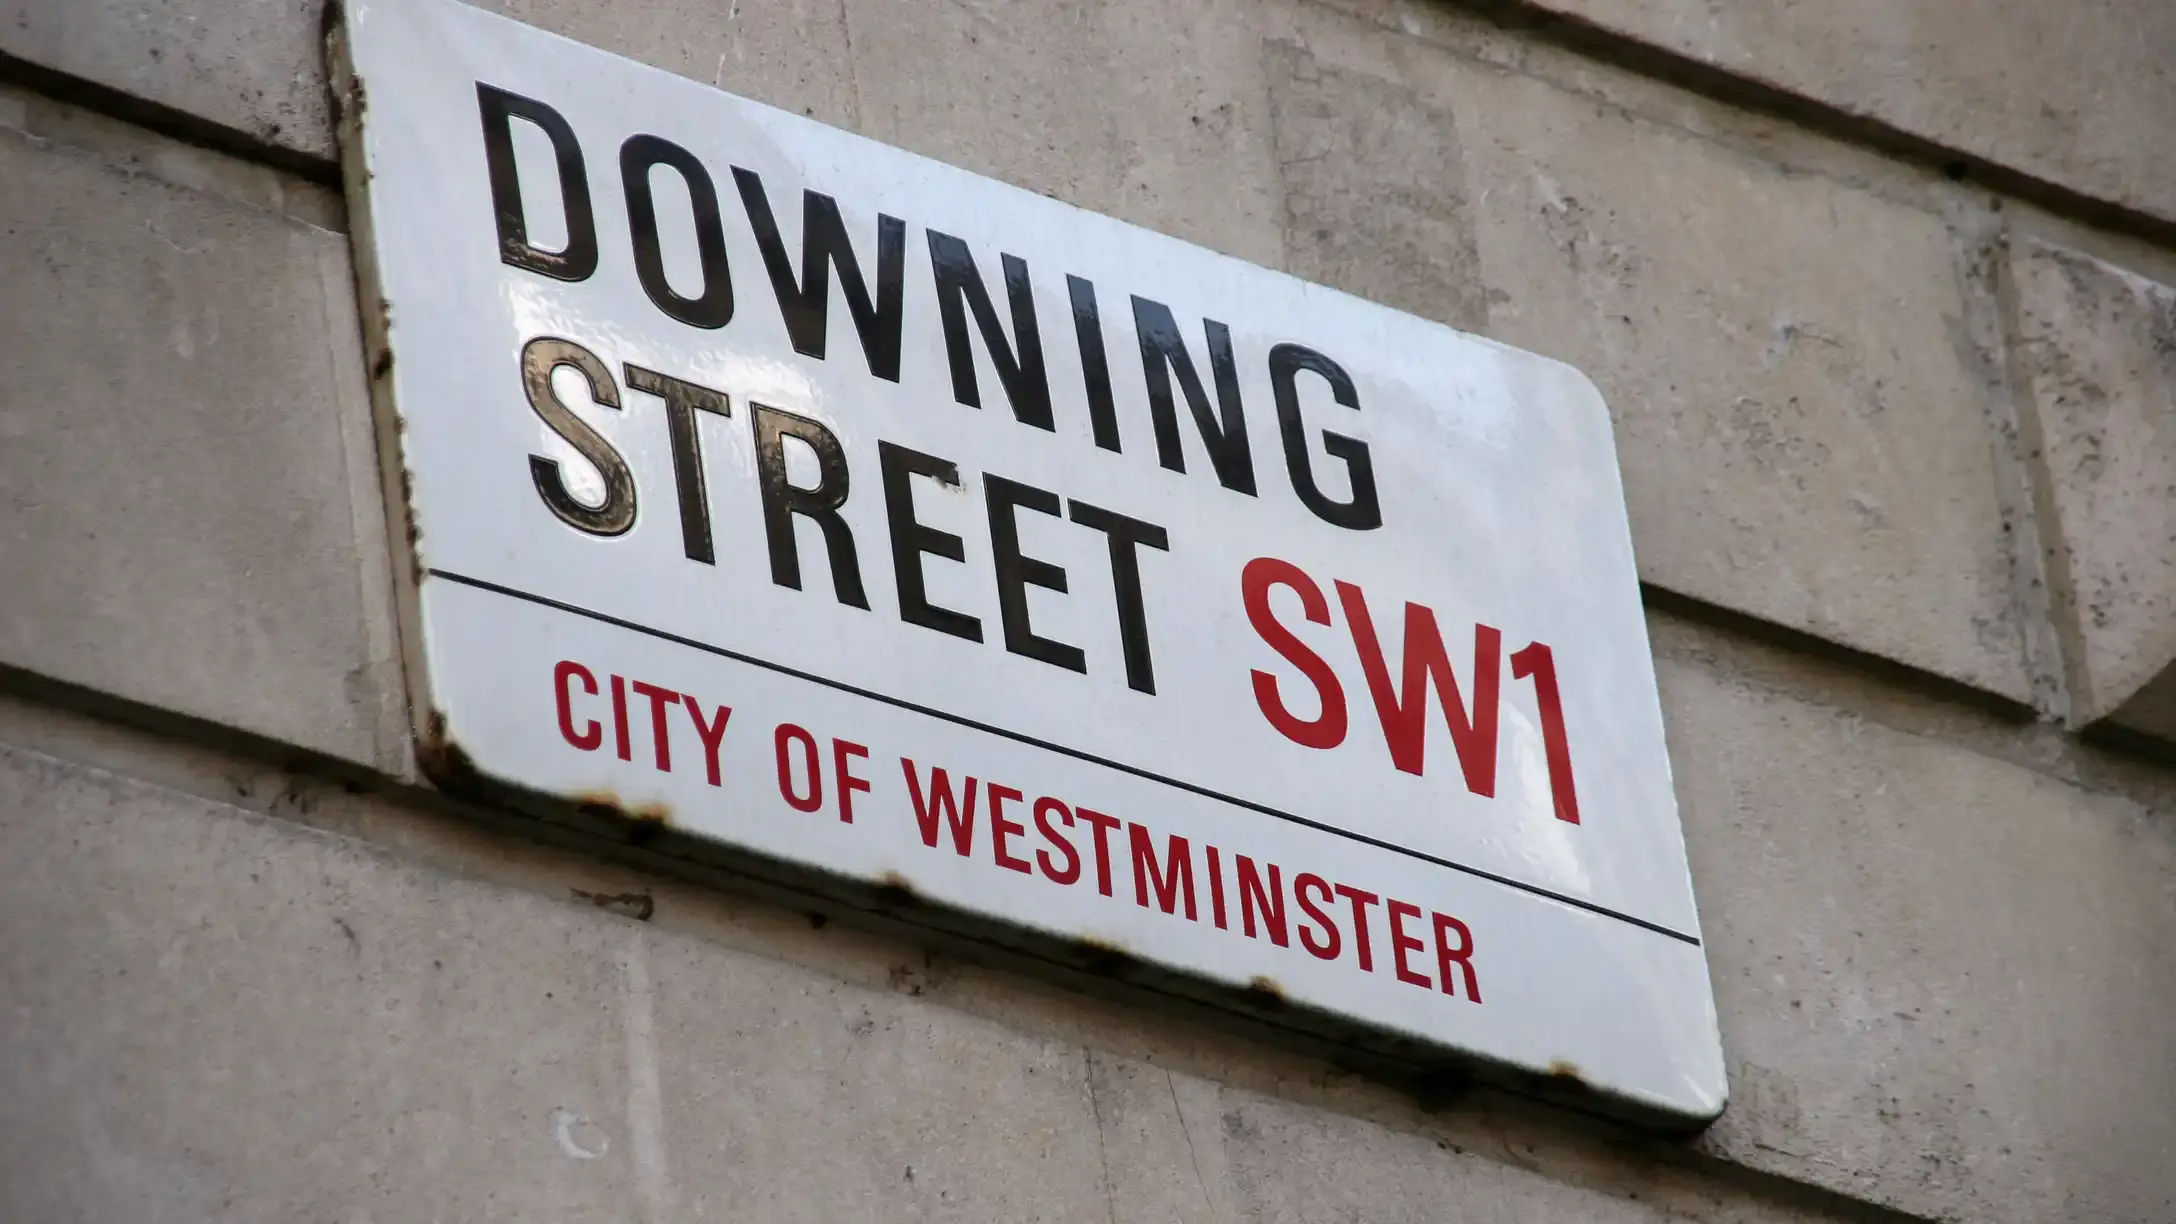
[1546, 1059, 1589, 1088]
[872, 870, 921, 909]
[571, 789, 673, 825]
[1070, 935, 1140, 978]
[416, 709, 481, 791]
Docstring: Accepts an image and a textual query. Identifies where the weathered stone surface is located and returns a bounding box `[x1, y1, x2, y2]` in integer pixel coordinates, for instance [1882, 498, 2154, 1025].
[837, 0, 1125, 214]
[24, 0, 2176, 236]
[1330, 0, 2176, 228]
[1262, 37, 1485, 330]
[0, 742, 649, 1222]
[836, 0, 1284, 265]
[0, 0, 327, 153]
[643, 932, 1113, 1222]
[1256, 5, 2029, 698]
[1453, 58, 2027, 697]
[1210, 1082, 1670, 1222]
[2005, 235, 2176, 733]
[5, 0, 1290, 258]
[1660, 647, 2176, 1223]
[0, 0, 858, 162]
[0, 738, 1847, 1223]
[0, 115, 403, 768]
[1098, 0, 1285, 265]
[11, 634, 2176, 1224]
[476, 0, 857, 129]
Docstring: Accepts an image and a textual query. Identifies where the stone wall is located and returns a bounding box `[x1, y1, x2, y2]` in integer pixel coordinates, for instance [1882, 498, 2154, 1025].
[3, 2, 2173, 1221]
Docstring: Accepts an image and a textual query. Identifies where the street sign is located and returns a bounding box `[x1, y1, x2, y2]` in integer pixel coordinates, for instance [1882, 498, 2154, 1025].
[336, 0, 1724, 1126]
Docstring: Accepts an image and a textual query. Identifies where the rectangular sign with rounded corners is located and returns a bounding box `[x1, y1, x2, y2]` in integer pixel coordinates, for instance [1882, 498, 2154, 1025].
[336, 0, 1725, 1127]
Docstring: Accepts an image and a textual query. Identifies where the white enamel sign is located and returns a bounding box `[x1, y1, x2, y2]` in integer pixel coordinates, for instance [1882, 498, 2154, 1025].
[339, 0, 1724, 1124]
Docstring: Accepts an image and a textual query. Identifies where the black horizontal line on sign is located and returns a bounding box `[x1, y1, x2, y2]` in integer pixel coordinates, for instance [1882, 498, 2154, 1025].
[427, 568, 1701, 947]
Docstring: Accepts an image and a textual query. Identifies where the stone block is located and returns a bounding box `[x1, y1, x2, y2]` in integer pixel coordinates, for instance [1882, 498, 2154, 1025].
[0, 742, 649, 1222]
[0, 116, 403, 768]
[473, 0, 857, 129]
[835, 0, 1284, 264]
[1262, 37, 1485, 330]
[0, 0, 858, 163]
[2005, 234, 2176, 733]
[1092, 0, 1287, 265]
[2, 0, 1289, 264]
[1660, 648, 2176, 1223]
[0, 0, 328, 155]
[1450, 57, 2028, 697]
[0, 737, 1117, 1222]
[1245, 1, 2030, 697]
[0, 736, 1843, 1223]
[642, 928, 1114, 1222]
[1211, 1081, 1668, 1222]
[1077, 1054, 1840, 1223]
[27, 0, 2176, 242]
[835, 0, 1125, 212]
[1328, 0, 2176, 228]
